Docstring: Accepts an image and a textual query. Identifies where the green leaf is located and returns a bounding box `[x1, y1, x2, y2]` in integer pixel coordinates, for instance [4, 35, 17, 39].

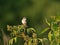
[13, 37, 17, 43]
[40, 27, 49, 34]
[27, 28, 36, 33]
[9, 38, 13, 45]
[48, 31, 52, 42]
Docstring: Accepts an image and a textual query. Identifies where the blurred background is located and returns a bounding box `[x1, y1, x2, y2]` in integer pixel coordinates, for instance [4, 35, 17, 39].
[0, 0, 60, 45]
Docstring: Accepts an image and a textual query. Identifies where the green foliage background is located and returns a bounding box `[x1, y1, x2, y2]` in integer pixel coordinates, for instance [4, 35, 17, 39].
[0, 0, 60, 45]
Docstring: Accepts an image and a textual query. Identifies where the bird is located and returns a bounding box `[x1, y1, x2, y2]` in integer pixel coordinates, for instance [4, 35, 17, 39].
[21, 17, 27, 28]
